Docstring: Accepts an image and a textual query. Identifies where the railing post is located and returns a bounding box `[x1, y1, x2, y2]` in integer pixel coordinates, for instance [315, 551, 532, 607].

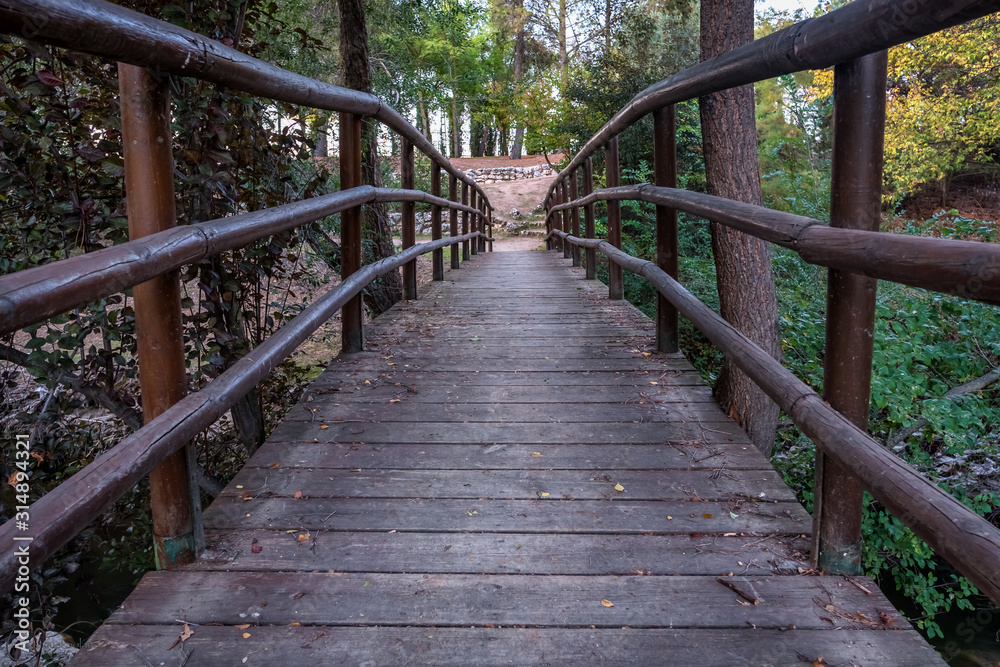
[583, 157, 596, 279]
[401, 136, 417, 300]
[550, 185, 561, 252]
[470, 189, 478, 256]
[570, 169, 581, 267]
[488, 206, 493, 252]
[340, 111, 364, 352]
[462, 182, 470, 261]
[432, 162, 444, 281]
[606, 137, 623, 300]
[478, 199, 487, 253]
[119, 63, 198, 570]
[653, 105, 678, 353]
[814, 50, 889, 576]
[450, 175, 460, 269]
[562, 180, 571, 259]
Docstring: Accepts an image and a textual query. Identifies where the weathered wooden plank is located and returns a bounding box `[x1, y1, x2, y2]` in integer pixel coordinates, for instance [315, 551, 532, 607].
[307, 370, 708, 388]
[74, 625, 944, 667]
[267, 419, 747, 444]
[195, 530, 808, 575]
[221, 468, 800, 502]
[102, 571, 906, 631]
[246, 443, 772, 471]
[298, 383, 715, 404]
[324, 356, 684, 373]
[203, 497, 810, 534]
[287, 402, 731, 424]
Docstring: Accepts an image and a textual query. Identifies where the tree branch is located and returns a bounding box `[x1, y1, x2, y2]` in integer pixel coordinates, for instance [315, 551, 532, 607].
[888, 366, 1000, 448]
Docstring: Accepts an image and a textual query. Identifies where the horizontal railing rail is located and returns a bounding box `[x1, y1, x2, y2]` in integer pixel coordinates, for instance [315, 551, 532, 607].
[545, 185, 1000, 306]
[0, 187, 487, 335]
[0, 232, 491, 592]
[543, 0, 1000, 205]
[0, 0, 490, 206]
[550, 228, 1000, 604]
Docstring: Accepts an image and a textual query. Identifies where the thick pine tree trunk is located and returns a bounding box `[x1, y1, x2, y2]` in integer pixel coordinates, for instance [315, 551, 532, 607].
[699, 0, 780, 456]
[339, 0, 402, 315]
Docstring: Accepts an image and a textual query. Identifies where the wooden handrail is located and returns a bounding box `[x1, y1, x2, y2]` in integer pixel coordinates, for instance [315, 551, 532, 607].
[544, 185, 1000, 306]
[0, 230, 491, 593]
[544, 0, 1000, 205]
[549, 228, 1000, 605]
[0, 188, 487, 336]
[0, 0, 492, 210]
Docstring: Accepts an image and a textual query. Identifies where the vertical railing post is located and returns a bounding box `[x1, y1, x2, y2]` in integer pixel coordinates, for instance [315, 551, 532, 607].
[653, 105, 678, 353]
[401, 136, 417, 300]
[450, 175, 460, 269]
[119, 63, 198, 570]
[470, 189, 478, 256]
[462, 182, 470, 261]
[814, 51, 889, 575]
[478, 198, 487, 253]
[488, 206, 493, 252]
[583, 157, 596, 280]
[550, 186, 561, 252]
[431, 162, 444, 281]
[561, 180, 571, 260]
[570, 169, 581, 267]
[606, 137, 623, 300]
[340, 111, 364, 352]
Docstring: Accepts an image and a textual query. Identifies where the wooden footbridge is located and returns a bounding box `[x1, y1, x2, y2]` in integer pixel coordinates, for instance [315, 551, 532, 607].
[2, 1, 1000, 665]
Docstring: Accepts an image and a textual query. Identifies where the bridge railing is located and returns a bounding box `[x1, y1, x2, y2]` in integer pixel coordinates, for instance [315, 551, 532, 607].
[0, 0, 493, 591]
[543, 0, 1000, 605]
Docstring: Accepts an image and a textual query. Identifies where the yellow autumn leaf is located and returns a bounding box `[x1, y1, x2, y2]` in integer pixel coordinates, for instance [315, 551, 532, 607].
[242, 632, 251, 639]
[235, 624, 250, 630]
[614, 483, 625, 492]
[320, 424, 329, 430]
[531, 452, 543, 457]
[389, 399, 400, 403]
[642, 352, 651, 357]
[540, 492, 550, 497]
[387, 362, 397, 366]
[600, 599, 614, 607]
[297, 533, 310, 542]
[649, 381, 658, 385]
[290, 622, 301, 627]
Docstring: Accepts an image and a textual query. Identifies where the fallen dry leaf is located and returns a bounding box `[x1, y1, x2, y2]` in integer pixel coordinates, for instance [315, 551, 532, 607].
[389, 399, 400, 403]
[540, 492, 550, 497]
[242, 632, 251, 639]
[600, 599, 614, 607]
[702, 513, 714, 519]
[614, 483, 625, 492]
[293, 490, 303, 499]
[297, 533, 310, 542]
[319, 424, 329, 430]
[251, 545, 262, 554]
[235, 624, 250, 630]
[531, 452, 543, 457]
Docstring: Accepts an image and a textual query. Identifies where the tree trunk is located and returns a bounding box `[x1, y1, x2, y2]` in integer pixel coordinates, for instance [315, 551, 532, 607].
[417, 91, 431, 140]
[558, 0, 568, 90]
[699, 0, 780, 456]
[339, 0, 402, 315]
[510, 0, 526, 160]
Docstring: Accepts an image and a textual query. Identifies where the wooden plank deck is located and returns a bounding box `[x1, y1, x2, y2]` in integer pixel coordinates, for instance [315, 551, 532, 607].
[75, 250, 942, 665]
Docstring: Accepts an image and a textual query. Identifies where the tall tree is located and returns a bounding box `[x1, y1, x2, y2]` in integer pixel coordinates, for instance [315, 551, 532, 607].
[510, 0, 527, 159]
[699, 0, 781, 455]
[339, 0, 403, 313]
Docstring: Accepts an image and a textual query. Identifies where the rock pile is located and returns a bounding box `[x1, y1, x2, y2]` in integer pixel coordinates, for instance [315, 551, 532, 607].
[465, 164, 554, 183]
